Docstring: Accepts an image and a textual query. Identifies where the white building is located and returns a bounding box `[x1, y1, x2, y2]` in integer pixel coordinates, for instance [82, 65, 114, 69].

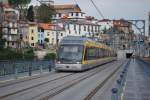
[38, 23, 65, 46]
[51, 4, 101, 45]
[2, 6, 19, 48]
[97, 19, 113, 33]
[148, 12, 150, 36]
[52, 4, 85, 21]
[54, 20, 101, 37]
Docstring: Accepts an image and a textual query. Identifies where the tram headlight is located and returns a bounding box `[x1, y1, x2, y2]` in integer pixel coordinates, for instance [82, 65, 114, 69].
[57, 61, 61, 64]
[76, 62, 81, 64]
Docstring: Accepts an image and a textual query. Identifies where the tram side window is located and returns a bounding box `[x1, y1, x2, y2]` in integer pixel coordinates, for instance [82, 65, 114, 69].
[85, 47, 97, 60]
[98, 48, 103, 58]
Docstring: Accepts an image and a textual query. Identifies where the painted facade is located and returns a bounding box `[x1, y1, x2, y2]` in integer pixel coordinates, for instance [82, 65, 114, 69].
[28, 22, 38, 47]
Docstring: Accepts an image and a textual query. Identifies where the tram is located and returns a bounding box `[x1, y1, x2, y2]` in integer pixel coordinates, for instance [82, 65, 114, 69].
[55, 36, 117, 71]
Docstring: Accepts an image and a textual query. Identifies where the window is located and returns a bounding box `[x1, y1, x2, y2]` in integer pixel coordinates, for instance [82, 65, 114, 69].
[91, 26, 93, 32]
[76, 13, 78, 16]
[31, 29, 34, 33]
[47, 33, 49, 36]
[85, 48, 96, 60]
[71, 13, 73, 16]
[74, 25, 76, 30]
[59, 13, 61, 17]
[79, 25, 81, 31]
[95, 26, 97, 32]
[31, 37, 34, 40]
[31, 43, 34, 46]
[41, 29, 44, 32]
[84, 26, 86, 31]
[38, 28, 40, 32]
[61, 33, 63, 36]
[51, 32, 53, 36]
[67, 24, 70, 30]
[88, 25, 90, 31]
[12, 42, 14, 45]
[20, 34, 23, 40]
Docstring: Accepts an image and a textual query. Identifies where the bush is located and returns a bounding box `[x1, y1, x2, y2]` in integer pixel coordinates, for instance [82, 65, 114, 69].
[24, 53, 34, 60]
[0, 48, 23, 60]
[26, 48, 34, 54]
[0, 48, 35, 60]
[44, 53, 56, 60]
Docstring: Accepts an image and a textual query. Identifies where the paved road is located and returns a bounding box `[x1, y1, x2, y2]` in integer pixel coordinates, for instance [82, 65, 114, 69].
[0, 60, 125, 100]
[49, 60, 124, 100]
[123, 59, 150, 100]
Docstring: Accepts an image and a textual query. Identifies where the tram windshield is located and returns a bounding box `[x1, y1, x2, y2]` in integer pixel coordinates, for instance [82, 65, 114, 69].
[58, 45, 84, 63]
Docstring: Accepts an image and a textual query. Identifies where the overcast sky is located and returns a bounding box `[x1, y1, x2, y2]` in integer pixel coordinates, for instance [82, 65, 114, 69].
[31, 0, 150, 35]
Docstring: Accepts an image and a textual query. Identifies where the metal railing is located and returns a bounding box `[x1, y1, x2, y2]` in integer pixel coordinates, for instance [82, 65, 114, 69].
[111, 59, 131, 100]
[0, 60, 55, 77]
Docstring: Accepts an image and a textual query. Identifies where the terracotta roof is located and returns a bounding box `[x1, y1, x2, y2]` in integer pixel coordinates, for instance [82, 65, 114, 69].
[38, 23, 53, 30]
[54, 4, 82, 13]
[39, 23, 65, 31]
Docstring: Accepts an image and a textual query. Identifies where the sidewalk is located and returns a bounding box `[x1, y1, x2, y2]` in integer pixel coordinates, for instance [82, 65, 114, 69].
[123, 59, 150, 100]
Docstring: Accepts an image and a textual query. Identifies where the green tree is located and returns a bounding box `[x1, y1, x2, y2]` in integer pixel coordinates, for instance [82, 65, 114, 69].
[0, 39, 6, 50]
[37, 4, 53, 23]
[44, 38, 49, 43]
[27, 5, 34, 22]
[8, 0, 31, 20]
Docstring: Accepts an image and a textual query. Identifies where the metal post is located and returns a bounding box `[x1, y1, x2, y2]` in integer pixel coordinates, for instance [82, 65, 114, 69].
[29, 63, 32, 76]
[111, 88, 118, 100]
[14, 66, 18, 79]
[49, 64, 51, 72]
[40, 65, 43, 74]
[116, 79, 122, 99]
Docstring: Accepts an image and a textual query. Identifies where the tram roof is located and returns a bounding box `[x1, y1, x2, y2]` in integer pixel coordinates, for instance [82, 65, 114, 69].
[60, 36, 94, 45]
[60, 36, 112, 50]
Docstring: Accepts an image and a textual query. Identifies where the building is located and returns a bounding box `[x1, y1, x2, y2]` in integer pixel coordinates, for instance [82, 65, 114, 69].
[38, 23, 46, 45]
[28, 22, 38, 47]
[18, 21, 29, 48]
[38, 23, 65, 46]
[52, 4, 85, 21]
[113, 19, 133, 34]
[148, 12, 150, 37]
[49, 25, 65, 45]
[97, 19, 113, 34]
[51, 4, 101, 43]
[53, 19, 101, 38]
[2, 5, 19, 48]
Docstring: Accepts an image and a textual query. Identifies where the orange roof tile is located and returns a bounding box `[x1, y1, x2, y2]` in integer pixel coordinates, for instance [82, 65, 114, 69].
[54, 4, 82, 13]
[38, 23, 53, 30]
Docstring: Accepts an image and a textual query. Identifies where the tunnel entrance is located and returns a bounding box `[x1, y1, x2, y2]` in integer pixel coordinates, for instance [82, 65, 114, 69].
[126, 53, 133, 58]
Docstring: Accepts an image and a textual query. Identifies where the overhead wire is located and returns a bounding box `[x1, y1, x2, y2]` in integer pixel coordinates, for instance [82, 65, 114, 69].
[90, 0, 105, 19]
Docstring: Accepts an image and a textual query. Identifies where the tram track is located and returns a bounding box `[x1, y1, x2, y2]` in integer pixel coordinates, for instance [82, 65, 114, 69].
[0, 71, 56, 88]
[0, 60, 121, 100]
[0, 73, 76, 99]
[83, 60, 129, 100]
[30, 61, 123, 100]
